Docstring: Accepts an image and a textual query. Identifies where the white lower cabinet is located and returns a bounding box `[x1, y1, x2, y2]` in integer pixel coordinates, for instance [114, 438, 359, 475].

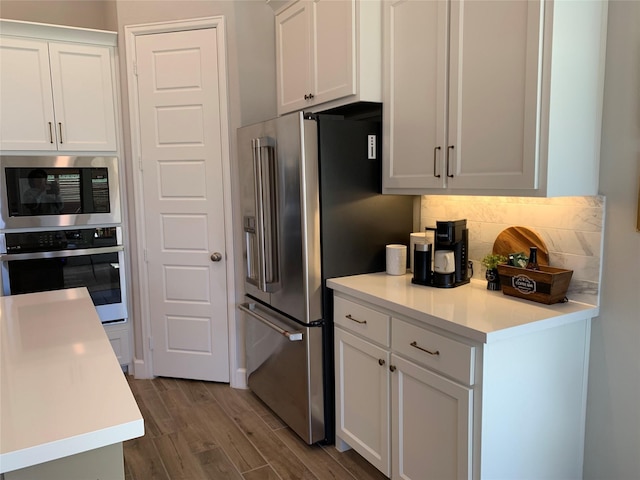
[334, 291, 591, 480]
[334, 295, 474, 479]
[391, 354, 472, 480]
[335, 328, 391, 476]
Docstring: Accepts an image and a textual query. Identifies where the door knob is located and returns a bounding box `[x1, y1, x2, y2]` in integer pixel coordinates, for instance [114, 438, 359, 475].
[210, 252, 223, 262]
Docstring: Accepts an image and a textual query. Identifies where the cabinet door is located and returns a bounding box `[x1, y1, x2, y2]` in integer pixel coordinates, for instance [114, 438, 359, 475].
[276, 1, 313, 115]
[391, 354, 472, 480]
[48, 42, 117, 151]
[383, 0, 448, 190]
[0, 37, 56, 151]
[105, 324, 132, 367]
[313, 0, 355, 105]
[447, 0, 542, 190]
[335, 328, 391, 476]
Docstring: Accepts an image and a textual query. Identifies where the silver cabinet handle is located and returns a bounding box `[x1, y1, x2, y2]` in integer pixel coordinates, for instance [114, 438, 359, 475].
[345, 314, 366, 325]
[433, 146, 441, 178]
[239, 303, 303, 341]
[410, 341, 440, 356]
[210, 252, 222, 262]
[48, 122, 54, 143]
[58, 122, 64, 144]
[446, 145, 454, 178]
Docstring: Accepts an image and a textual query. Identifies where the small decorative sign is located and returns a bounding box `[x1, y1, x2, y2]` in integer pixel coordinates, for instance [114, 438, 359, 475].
[512, 274, 536, 294]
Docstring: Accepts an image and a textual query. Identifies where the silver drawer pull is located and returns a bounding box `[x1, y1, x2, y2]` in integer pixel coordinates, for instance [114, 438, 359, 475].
[410, 341, 440, 356]
[345, 314, 367, 325]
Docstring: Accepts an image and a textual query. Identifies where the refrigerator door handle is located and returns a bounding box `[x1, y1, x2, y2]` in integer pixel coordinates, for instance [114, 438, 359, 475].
[252, 136, 280, 293]
[239, 303, 303, 341]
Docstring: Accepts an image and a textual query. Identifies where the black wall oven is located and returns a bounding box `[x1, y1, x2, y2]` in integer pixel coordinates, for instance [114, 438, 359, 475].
[0, 227, 127, 324]
[0, 156, 121, 229]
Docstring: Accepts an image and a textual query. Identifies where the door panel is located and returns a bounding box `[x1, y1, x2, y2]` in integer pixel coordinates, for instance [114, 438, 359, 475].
[237, 113, 322, 324]
[0, 37, 55, 150]
[384, 0, 447, 189]
[392, 354, 472, 480]
[448, 0, 541, 189]
[335, 328, 390, 475]
[314, 0, 355, 103]
[135, 28, 229, 382]
[49, 42, 117, 151]
[244, 301, 325, 444]
[276, 2, 312, 113]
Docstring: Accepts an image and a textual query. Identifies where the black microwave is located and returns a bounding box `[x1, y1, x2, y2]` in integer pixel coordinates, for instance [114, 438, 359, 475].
[0, 156, 121, 229]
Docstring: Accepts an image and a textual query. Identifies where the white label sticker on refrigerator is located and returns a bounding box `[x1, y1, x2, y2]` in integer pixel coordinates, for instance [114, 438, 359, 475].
[368, 135, 376, 159]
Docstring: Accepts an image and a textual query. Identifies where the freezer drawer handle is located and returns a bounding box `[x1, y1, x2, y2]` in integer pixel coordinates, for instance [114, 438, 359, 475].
[345, 314, 367, 325]
[239, 303, 303, 341]
[410, 341, 440, 356]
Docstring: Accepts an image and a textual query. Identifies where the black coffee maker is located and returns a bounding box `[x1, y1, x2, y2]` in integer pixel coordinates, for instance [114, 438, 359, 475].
[430, 219, 470, 288]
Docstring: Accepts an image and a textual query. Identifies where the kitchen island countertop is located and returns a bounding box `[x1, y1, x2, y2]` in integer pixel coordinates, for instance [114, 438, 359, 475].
[0, 288, 143, 474]
[327, 273, 599, 343]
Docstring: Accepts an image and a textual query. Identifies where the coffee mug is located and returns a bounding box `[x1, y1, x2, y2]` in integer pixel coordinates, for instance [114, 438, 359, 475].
[434, 250, 455, 274]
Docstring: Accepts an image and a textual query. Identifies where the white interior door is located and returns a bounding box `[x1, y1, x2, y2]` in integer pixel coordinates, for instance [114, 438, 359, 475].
[134, 28, 229, 382]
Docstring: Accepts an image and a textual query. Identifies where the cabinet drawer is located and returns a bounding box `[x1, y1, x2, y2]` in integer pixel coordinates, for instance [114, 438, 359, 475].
[334, 296, 390, 346]
[392, 319, 475, 385]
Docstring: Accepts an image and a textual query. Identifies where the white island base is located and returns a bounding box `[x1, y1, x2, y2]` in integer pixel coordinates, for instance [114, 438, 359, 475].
[0, 288, 143, 480]
[5, 444, 123, 480]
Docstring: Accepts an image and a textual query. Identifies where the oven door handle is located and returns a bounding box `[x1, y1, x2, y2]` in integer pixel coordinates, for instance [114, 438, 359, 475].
[0, 245, 124, 261]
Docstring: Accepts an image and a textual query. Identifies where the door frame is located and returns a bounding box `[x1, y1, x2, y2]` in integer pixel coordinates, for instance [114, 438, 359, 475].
[124, 17, 237, 385]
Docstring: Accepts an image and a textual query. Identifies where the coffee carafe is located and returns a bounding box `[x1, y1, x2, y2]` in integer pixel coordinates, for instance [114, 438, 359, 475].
[430, 219, 470, 288]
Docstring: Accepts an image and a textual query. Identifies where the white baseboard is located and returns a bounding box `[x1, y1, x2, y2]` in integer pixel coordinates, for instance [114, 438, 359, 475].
[231, 367, 247, 389]
[133, 358, 151, 379]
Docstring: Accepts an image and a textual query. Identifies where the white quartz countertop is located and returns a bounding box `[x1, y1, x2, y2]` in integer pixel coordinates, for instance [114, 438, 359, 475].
[327, 273, 599, 343]
[0, 288, 144, 474]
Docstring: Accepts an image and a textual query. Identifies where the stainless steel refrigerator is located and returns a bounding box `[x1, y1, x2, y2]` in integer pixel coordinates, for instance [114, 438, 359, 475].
[238, 109, 413, 444]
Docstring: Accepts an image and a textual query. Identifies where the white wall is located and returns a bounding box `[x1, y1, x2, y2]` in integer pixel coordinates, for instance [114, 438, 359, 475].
[0, 0, 117, 30]
[583, 1, 640, 478]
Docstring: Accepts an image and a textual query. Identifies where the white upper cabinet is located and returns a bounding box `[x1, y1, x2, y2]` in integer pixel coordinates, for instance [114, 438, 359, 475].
[0, 21, 118, 152]
[275, 0, 382, 115]
[382, 0, 608, 197]
[0, 37, 56, 151]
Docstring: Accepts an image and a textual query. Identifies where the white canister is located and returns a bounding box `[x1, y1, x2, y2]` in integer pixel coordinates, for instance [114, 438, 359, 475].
[386, 244, 407, 275]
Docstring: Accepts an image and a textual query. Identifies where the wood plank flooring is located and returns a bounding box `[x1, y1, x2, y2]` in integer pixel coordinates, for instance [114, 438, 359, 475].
[124, 376, 388, 480]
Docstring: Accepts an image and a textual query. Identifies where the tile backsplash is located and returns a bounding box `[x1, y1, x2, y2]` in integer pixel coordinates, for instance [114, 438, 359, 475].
[419, 195, 605, 306]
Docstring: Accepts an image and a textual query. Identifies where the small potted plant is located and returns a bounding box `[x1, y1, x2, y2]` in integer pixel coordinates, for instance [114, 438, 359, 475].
[481, 253, 508, 290]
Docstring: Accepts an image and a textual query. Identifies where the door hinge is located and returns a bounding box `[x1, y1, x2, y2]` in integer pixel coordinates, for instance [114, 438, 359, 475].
[148, 336, 153, 351]
[133, 60, 138, 76]
[138, 157, 143, 172]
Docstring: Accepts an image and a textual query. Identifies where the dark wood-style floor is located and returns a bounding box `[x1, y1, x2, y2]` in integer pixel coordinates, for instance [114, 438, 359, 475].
[124, 376, 388, 480]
